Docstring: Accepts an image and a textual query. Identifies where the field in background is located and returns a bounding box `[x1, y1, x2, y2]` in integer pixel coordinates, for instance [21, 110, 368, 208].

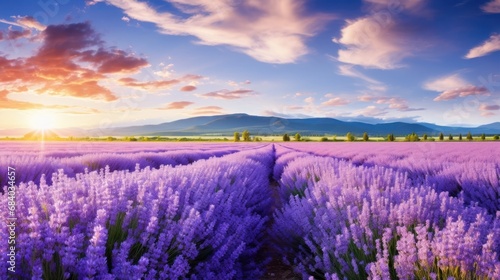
[1, 141, 499, 279]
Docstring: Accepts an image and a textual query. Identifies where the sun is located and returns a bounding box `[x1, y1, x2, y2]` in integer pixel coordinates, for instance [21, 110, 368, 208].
[29, 110, 56, 131]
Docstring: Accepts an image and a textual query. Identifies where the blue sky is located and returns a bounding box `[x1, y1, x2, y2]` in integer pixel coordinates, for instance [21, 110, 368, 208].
[0, 0, 499, 130]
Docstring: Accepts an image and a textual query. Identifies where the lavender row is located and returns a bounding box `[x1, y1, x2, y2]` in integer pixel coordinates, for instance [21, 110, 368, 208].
[0, 142, 267, 158]
[271, 155, 500, 279]
[0, 148, 241, 188]
[1, 146, 274, 279]
[280, 143, 500, 213]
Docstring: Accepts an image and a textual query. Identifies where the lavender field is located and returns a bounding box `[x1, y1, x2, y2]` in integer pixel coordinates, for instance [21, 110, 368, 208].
[1, 142, 500, 279]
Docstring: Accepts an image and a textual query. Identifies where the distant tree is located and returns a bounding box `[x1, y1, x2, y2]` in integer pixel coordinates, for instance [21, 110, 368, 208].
[387, 133, 395, 142]
[283, 133, 290, 142]
[405, 132, 420, 142]
[129, 137, 137, 142]
[242, 130, 250, 141]
[363, 132, 369, 141]
[494, 135, 499, 140]
[481, 133, 486, 140]
[320, 137, 329, 142]
[458, 134, 462, 141]
[439, 133, 444, 141]
[423, 134, 428, 140]
[234, 132, 240, 142]
[467, 132, 473, 141]
[346, 132, 355, 142]
[448, 134, 453, 140]
[294, 133, 301, 141]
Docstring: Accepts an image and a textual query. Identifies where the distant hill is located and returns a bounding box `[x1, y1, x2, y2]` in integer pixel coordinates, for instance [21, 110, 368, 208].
[83, 113, 500, 136]
[3, 114, 499, 138]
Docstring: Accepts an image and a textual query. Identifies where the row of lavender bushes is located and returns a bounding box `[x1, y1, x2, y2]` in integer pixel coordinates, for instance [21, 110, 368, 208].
[1, 146, 274, 279]
[271, 145, 500, 279]
[0, 149, 240, 188]
[280, 142, 500, 213]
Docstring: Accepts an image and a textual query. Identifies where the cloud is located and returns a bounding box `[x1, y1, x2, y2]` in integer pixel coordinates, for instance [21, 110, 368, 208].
[433, 86, 489, 101]
[90, 0, 332, 64]
[0, 16, 45, 31]
[0, 22, 155, 102]
[334, 17, 412, 69]
[199, 89, 257, 100]
[154, 63, 175, 78]
[482, 0, 500, 13]
[0, 90, 68, 110]
[15, 16, 46, 31]
[119, 74, 202, 91]
[191, 105, 223, 115]
[160, 101, 194, 110]
[121, 16, 130, 22]
[321, 97, 350, 106]
[355, 105, 387, 117]
[464, 34, 500, 59]
[119, 77, 180, 90]
[80, 48, 149, 73]
[359, 95, 424, 111]
[333, 0, 429, 69]
[180, 85, 197, 92]
[479, 104, 500, 111]
[227, 80, 251, 87]
[424, 74, 490, 101]
[337, 64, 382, 84]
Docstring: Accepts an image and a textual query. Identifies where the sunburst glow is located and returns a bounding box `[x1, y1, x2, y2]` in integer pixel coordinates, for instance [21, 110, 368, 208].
[29, 110, 56, 131]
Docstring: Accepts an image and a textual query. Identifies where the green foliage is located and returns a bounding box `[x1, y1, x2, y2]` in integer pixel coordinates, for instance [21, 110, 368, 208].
[362, 132, 369, 141]
[107, 136, 116, 141]
[448, 134, 453, 140]
[458, 134, 462, 141]
[346, 132, 355, 142]
[128, 137, 138, 142]
[320, 137, 329, 142]
[387, 133, 395, 142]
[494, 135, 499, 140]
[481, 133, 486, 140]
[242, 130, 250, 141]
[423, 134, 428, 140]
[283, 133, 290, 142]
[439, 133, 444, 141]
[405, 132, 420, 142]
[234, 132, 240, 142]
[294, 133, 301, 141]
[467, 132, 473, 141]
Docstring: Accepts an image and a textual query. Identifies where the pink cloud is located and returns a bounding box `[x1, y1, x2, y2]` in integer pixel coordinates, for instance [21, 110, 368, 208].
[191, 105, 223, 115]
[180, 85, 197, 92]
[465, 34, 500, 59]
[434, 86, 489, 101]
[160, 101, 194, 110]
[89, 0, 333, 63]
[200, 89, 257, 100]
[479, 104, 500, 111]
[321, 97, 350, 106]
[482, 0, 500, 13]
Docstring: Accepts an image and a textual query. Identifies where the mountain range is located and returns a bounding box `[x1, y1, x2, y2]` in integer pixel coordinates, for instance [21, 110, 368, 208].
[2, 114, 500, 137]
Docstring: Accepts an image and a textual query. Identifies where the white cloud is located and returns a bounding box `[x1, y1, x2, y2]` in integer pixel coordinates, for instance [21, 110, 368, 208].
[91, 0, 332, 64]
[482, 0, 500, 13]
[424, 74, 490, 101]
[333, 17, 410, 69]
[121, 16, 130, 22]
[337, 64, 382, 84]
[464, 34, 500, 59]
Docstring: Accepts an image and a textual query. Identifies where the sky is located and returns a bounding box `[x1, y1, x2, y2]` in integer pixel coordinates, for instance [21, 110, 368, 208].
[0, 0, 499, 131]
